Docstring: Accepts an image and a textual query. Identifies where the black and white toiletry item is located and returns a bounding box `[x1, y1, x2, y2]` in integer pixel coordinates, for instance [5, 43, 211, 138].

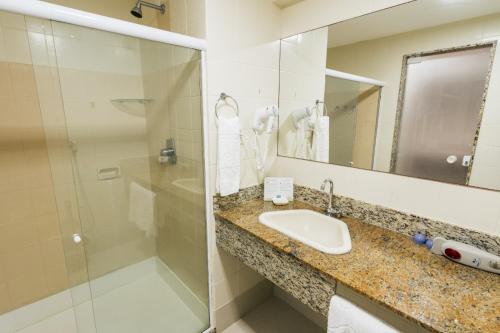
[430, 237, 499, 275]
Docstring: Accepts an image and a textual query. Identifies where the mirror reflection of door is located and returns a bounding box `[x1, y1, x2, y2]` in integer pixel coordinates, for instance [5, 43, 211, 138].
[392, 45, 493, 185]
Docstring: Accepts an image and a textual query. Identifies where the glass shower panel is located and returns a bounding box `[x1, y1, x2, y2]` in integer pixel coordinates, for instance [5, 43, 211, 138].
[0, 11, 93, 332]
[50, 21, 208, 333]
[325, 76, 380, 169]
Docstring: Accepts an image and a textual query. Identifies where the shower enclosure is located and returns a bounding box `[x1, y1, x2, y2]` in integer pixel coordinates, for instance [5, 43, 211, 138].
[0, 3, 210, 333]
[324, 70, 382, 169]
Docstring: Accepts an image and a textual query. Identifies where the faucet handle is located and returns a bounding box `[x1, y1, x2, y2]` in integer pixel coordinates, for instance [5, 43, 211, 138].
[326, 207, 342, 218]
[320, 178, 334, 190]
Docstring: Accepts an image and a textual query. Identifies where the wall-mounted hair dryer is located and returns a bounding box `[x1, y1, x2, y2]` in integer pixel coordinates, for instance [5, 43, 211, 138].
[291, 107, 312, 129]
[253, 105, 278, 134]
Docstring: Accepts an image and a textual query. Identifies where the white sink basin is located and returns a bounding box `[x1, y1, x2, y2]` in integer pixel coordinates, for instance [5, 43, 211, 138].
[258, 209, 351, 254]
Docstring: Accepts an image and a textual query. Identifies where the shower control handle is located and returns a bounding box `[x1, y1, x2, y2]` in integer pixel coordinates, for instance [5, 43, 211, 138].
[72, 233, 82, 244]
[159, 138, 177, 165]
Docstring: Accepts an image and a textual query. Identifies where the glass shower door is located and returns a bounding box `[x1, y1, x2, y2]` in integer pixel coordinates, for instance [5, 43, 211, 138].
[324, 75, 380, 169]
[49, 21, 209, 333]
[1, 10, 208, 333]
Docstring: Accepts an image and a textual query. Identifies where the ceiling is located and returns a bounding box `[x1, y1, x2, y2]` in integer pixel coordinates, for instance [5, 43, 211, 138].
[328, 0, 500, 48]
[273, 0, 303, 9]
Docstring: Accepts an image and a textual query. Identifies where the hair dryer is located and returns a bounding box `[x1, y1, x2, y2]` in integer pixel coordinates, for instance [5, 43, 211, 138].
[253, 105, 278, 134]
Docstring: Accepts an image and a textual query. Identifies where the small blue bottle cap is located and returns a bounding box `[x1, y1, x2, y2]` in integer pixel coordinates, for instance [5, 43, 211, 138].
[425, 239, 433, 250]
[413, 233, 427, 245]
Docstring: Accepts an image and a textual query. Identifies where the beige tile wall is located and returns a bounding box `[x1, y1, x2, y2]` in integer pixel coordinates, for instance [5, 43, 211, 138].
[43, 0, 206, 39]
[0, 0, 208, 318]
[44, 0, 170, 32]
[141, 38, 209, 306]
[49, 21, 157, 279]
[205, 0, 282, 328]
[352, 87, 379, 169]
[27, 16, 91, 289]
[0, 59, 69, 313]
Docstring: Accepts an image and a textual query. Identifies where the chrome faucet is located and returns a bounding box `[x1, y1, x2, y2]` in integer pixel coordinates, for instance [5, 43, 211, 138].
[320, 178, 340, 217]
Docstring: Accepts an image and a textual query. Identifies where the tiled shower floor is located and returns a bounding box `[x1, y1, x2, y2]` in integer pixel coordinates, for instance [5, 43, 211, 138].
[1, 258, 207, 333]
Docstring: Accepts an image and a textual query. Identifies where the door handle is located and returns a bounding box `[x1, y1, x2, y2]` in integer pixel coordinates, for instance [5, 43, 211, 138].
[72, 233, 82, 244]
[446, 155, 458, 164]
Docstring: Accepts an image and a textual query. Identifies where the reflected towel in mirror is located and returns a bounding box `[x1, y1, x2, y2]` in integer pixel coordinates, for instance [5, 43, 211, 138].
[312, 115, 329, 162]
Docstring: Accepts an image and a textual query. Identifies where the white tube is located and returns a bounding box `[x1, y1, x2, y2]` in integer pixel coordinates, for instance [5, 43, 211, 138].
[0, 0, 206, 51]
[325, 68, 384, 87]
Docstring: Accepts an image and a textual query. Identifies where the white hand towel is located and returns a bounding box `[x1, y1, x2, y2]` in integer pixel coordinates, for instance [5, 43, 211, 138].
[294, 119, 312, 159]
[217, 116, 240, 196]
[312, 115, 329, 162]
[328, 296, 400, 333]
[129, 181, 156, 237]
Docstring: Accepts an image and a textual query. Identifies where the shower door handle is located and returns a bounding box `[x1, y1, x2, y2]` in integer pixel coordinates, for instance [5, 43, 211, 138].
[446, 155, 458, 164]
[72, 233, 82, 244]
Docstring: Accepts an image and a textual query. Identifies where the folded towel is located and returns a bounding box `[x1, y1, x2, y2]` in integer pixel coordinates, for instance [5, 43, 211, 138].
[328, 296, 400, 333]
[128, 181, 156, 237]
[217, 116, 240, 196]
[312, 115, 329, 162]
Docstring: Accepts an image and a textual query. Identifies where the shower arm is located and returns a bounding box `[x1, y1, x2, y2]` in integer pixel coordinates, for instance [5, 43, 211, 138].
[137, 0, 166, 14]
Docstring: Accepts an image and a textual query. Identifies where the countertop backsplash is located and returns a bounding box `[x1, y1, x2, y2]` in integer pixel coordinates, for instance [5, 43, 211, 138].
[214, 184, 500, 256]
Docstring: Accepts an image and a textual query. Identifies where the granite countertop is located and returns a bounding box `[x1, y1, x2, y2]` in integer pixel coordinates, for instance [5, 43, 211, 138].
[215, 199, 500, 333]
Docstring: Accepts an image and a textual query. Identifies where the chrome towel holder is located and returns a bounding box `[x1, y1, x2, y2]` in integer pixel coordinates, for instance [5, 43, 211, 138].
[314, 99, 328, 117]
[215, 92, 239, 119]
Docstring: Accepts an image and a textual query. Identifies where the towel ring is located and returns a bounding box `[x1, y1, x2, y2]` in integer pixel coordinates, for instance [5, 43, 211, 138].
[314, 100, 328, 117]
[215, 93, 239, 119]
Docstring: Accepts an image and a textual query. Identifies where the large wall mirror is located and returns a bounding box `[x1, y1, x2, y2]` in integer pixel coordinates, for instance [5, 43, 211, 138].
[277, 0, 500, 191]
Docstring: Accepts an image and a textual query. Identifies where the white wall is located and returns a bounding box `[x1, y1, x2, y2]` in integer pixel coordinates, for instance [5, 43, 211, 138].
[280, 0, 414, 37]
[278, 28, 328, 159]
[327, 14, 500, 185]
[205, 0, 282, 328]
[272, 0, 500, 237]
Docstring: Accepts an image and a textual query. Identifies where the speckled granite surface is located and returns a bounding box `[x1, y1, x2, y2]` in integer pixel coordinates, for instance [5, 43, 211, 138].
[294, 185, 500, 256]
[214, 184, 500, 256]
[214, 199, 500, 333]
[217, 217, 336, 316]
[213, 184, 263, 211]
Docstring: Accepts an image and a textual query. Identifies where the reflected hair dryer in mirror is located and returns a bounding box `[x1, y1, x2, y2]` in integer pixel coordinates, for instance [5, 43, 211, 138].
[253, 105, 278, 134]
[291, 107, 312, 129]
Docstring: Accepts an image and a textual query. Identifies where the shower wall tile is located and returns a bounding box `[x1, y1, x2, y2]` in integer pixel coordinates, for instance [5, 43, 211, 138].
[0, 283, 11, 314]
[40, 239, 69, 294]
[0, 28, 31, 64]
[35, 213, 62, 242]
[49, 21, 156, 282]
[0, 219, 39, 253]
[168, 0, 206, 39]
[0, 244, 48, 308]
[0, 59, 69, 314]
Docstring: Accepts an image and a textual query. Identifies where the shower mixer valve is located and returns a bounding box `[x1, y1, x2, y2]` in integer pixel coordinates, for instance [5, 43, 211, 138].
[159, 138, 177, 165]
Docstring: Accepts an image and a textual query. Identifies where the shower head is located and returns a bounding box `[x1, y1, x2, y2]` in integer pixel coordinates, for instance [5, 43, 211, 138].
[130, 2, 142, 18]
[131, 1, 166, 19]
